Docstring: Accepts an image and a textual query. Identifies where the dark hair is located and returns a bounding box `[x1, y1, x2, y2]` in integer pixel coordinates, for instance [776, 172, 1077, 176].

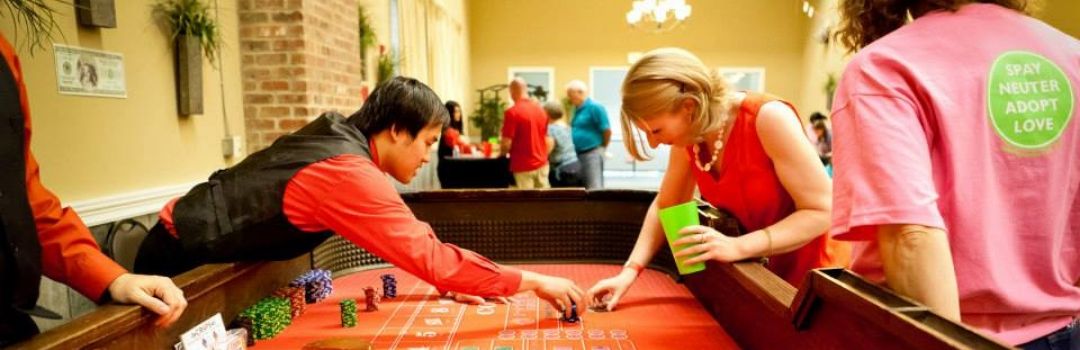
[542, 101, 565, 121]
[812, 119, 833, 149]
[812, 119, 829, 131]
[834, 0, 1033, 53]
[444, 100, 463, 131]
[809, 112, 828, 123]
[347, 76, 449, 137]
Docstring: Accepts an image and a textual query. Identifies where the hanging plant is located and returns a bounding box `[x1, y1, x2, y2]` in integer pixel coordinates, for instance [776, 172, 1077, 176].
[376, 45, 399, 86]
[358, 5, 376, 80]
[0, 0, 64, 54]
[154, 0, 221, 64]
[154, 0, 222, 115]
[358, 6, 376, 54]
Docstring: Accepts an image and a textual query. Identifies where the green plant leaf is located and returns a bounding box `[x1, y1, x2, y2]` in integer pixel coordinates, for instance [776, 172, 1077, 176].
[470, 85, 509, 140]
[0, 0, 68, 55]
[154, 0, 222, 64]
[357, 6, 376, 52]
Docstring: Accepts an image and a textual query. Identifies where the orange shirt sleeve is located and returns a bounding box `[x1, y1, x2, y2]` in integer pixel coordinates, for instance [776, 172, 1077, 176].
[282, 155, 522, 297]
[27, 151, 126, 301]
[3, 36, 126, 302]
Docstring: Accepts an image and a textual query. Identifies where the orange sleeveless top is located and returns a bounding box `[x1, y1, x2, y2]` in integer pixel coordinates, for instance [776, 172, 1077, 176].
[687, 93, 849, 286]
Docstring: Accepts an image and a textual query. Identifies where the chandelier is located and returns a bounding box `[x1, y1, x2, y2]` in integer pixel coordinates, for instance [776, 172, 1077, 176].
[625, 0, 692, 33]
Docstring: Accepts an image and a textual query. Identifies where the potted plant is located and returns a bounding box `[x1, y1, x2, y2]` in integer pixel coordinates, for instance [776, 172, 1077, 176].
[155, 0, 221, 115]
[0, 0, 63, 54]
[375, 45, 398, 86]
[470, 84, 508, 140]
[358, 6, 375, 80]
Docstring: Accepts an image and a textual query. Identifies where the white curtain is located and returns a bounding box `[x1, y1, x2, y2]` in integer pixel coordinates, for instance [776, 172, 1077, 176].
[395, 0, 466, 102]
[397, 0, 429, 82]
[393, 0, 468, 191]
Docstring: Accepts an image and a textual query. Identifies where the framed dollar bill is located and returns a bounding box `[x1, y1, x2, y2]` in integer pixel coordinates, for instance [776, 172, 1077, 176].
[53, 44, 127, 98]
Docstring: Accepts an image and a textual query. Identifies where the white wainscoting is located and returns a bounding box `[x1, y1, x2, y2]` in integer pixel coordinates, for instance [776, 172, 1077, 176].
[66, 182, 199, 227]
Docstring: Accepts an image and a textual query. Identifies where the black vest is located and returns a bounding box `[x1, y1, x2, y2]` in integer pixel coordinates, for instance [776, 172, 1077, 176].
[0, 52, 44, 313]
[172, 112, 371, 263]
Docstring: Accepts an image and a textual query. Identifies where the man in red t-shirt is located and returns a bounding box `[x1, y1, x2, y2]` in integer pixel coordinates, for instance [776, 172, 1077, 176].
[500, 78, 550, 189]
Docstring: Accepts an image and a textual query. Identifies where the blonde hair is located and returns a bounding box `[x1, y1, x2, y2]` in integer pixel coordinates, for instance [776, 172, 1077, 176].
[620, 48, 733, 161]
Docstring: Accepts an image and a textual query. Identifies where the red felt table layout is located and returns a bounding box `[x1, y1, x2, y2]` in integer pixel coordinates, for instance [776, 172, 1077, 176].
[252, 264, 739, 349]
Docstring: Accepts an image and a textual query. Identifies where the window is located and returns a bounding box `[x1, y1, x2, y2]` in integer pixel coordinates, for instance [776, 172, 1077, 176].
[508, 67, 555, 102]
[718, 67, 766, 92]
[590, 66, 669, 184]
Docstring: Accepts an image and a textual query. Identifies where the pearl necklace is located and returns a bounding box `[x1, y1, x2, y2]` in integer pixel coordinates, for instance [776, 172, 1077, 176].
[692, 138, 724, 172]
[692, 119, 729, 172]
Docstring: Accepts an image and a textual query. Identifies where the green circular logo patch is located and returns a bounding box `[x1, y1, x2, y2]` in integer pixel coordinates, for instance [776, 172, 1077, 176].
[988, 51, 1074, 149]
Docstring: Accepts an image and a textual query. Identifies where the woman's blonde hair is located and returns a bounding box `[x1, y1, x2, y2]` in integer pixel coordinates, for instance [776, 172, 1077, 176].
[620, 48, 733, 161]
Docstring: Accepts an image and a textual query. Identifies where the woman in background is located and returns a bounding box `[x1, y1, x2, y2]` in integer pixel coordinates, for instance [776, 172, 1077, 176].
[437, 100, 469, 186]
[543, 101, 583, 187]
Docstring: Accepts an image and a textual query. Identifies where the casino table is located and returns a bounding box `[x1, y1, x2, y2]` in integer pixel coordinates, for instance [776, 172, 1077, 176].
[14, 189, 1015, 350]
[252, 264, 738, 349]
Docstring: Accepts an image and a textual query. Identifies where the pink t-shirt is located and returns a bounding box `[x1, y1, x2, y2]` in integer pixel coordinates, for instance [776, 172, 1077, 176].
[829, 4, 1080, 345]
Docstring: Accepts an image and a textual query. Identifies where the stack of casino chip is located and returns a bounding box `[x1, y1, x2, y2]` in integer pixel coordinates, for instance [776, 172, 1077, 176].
[340, 299, 358, 328]
[239, 297, 292, 340]
[562, 301, 580, 323]
[229, 315, 256, 346]
[380, 274, 397, 299]
[272, 286, 306, 319]
[363, 287, 379, 312]
[291, 269, 333, 304]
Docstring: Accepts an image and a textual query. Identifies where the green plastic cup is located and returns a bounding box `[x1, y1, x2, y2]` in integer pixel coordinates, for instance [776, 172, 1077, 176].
[658, 201, 707, 275]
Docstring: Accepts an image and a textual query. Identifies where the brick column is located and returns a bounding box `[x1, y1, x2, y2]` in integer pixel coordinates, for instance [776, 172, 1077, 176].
[238, 0, 362, 152]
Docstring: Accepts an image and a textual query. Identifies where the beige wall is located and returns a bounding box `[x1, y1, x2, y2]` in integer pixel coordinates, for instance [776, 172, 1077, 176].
[468, 0, 812, 132]
[0, 2, 245, 203]
[1037, 0, 1080, 38]
[799, 0, 849, 117]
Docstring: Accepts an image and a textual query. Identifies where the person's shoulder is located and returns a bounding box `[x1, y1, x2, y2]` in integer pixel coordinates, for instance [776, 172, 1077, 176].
[289, 154, 384, 200]
[301, 154, 378, 177]
[528, 100, 547, 116]
[504, 105, 522, 121]
[505, 102, 522, 114]
[755, 99, 801, 131]
[757, 98, 796, 117]
[584, 101, 605, 115]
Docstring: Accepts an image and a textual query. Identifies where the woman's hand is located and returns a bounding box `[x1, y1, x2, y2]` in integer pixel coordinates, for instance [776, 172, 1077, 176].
[672, 225, 749, 265]
[585, 268, 638, 311]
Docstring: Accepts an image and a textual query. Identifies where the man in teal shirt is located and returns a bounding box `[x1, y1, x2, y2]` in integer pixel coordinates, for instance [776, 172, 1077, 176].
[566, 80, 610, 189]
